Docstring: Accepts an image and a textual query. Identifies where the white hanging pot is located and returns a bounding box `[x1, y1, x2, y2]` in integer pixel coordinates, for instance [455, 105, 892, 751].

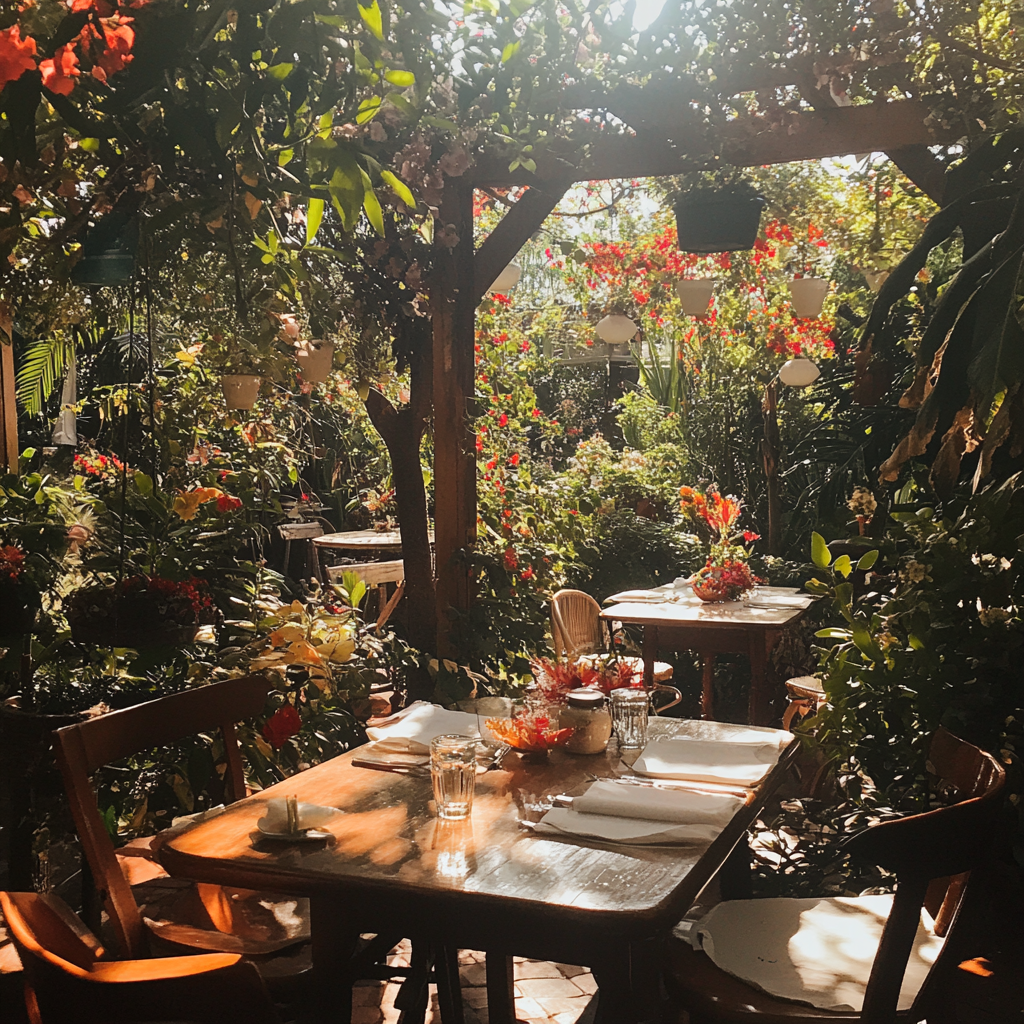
[486, 262, 522, 294]
[222, 374, 263, 410]
[595, 313, 637, 345]
[863, 270, 890, 293]
[674, 279, 718, 316]
[788, 277, 830, 319]
[295, 339, 334, 384]
[779, 358, 821, 388]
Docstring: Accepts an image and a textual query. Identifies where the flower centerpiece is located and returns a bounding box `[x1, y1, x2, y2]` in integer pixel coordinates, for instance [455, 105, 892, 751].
[679, 487, 761, 602]
[67, 575, 216, 648]
[530, 657, 638, 703]
[484, 707, 574, 760]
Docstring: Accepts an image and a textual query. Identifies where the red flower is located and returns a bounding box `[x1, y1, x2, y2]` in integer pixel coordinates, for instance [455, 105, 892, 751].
[520, 567, 534, 580]
[508, 453, 520, 467]
[503, 547, 518, 570]
[216, 493, 243, 513]
[0, 26, 37, 92]
[743, 531, 761, 543]
[40, 44, 80, 96]
[498, 413, 508, 427]
[262, 704, 302, 749]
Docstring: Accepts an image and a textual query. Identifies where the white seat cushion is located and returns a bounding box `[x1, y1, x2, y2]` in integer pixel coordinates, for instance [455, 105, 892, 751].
[690, 895, 943, 1013]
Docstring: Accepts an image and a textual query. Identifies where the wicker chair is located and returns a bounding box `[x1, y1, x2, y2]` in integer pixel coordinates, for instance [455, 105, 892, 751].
[550, 589, 674, 685]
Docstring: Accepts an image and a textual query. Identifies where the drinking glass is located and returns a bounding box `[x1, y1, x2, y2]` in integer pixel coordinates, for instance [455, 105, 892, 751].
[610, 688, 650, 750]
[430, 734, 478, 820]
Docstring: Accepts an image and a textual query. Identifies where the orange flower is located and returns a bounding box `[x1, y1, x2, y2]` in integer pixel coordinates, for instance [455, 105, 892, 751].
[0, 25, 37, 91]
[40, 44, 79, 96]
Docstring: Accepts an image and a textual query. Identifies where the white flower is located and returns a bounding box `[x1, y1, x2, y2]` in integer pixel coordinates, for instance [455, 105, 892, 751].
[900, 560, 929, 584]
[847, 487, 877, 517]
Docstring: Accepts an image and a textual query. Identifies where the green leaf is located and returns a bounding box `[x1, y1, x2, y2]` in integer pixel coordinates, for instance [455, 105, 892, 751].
[358, 1, 385, 40]
[360, 170, 384, 236]
[833, 554, 852, 579]
[851, 622, 883, 662]
[328, 152, 364, 231]
[267, 63, 293, 80]
[811, 531, 831, 569]
[815, 628, 852, 639]
[133, 471, 153, 496]
[277, 148, 294, 166]
[306, 198, 325, 245]
[856, 549, 880, 571]
[384, 69, 415, 87]
[967, 248, 1024, 408]
[16, 336, 70, 418]
[380, 169, 416, 209]
[356, 96, 382, 124]
[500, 41, 521, 62]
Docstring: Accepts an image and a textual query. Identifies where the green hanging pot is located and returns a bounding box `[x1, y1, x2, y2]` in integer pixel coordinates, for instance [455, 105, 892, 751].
[674, 192, 766, 253]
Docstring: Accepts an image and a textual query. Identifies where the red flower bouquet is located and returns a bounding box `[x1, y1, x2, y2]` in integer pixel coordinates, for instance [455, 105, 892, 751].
[679, 488, 762, 602]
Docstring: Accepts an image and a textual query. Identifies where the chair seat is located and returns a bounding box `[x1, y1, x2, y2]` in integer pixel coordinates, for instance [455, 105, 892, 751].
[576, 654, 674, 684]
[666, 896, 942, 1022]
[786, 676, 824, 701]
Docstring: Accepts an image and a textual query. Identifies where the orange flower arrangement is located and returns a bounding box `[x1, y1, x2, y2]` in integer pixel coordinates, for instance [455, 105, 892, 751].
[679, 487, 761, 602]
[531, 657, 638, 703]
[485, 711, 574, 753]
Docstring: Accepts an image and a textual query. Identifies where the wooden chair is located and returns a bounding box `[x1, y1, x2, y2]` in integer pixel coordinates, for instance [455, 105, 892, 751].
[664, 727, 1006, 1023]
[0, 891, 280, 1024]
[278, 520, 326, 583]
[52, 677, 312, 969]
[327, 559, 406, 632]
[550, 588, 674, 684]
[782, 675, 826, 731]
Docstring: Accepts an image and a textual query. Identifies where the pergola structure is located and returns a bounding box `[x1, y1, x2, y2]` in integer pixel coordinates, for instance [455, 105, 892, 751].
[430, 91, 947, 652]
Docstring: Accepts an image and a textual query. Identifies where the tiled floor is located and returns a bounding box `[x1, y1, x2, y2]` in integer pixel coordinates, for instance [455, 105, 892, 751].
[351, 943, 596, 1024]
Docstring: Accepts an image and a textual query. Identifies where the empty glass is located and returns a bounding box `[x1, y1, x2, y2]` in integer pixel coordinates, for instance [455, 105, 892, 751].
[610, 688, 650, 749]
[430, 734, 477, 820]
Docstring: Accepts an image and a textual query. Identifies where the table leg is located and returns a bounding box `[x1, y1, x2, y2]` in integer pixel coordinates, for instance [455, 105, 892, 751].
[310, 895, 361, 1024]
[591, 948, 634, 1024]
[435, 945, 465, 1024]
[747, 632, 770, 726]
[641, 626, 657, 690]
[484, 953, 516, 1024]
[700, 652, 716, 720]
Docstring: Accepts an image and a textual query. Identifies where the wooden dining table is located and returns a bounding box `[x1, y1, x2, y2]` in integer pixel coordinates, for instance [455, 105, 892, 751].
[600, 586, 817, 727]
[158, 717, 798, 1024]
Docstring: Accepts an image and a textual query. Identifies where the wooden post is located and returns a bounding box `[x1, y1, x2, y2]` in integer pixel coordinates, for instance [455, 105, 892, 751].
[0, 340, 18, 473]
[432, 184, 477, 656]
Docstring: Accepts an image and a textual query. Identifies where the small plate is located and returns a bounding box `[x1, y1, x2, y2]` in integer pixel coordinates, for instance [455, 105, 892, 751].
[255, 823, 334, 842]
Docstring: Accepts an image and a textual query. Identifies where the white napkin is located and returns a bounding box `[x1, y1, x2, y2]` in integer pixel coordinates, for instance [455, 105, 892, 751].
[604, 589, 669, 603]
[364, 701, 481, 757]
[632, 733, 789, 786]
[572, 780, 743, 825]
[258, 799, 338, 833]
[534, 808, 722, 845]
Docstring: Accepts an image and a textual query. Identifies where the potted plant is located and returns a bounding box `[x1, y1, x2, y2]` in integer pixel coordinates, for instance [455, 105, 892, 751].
[294, 338, 336, 385]
[674, 278, 718, 317]
[678, 487, 761, 602]
[788, 276, 830, 318]
[66, 574, 215, 647]
[673, 174, 766, 253]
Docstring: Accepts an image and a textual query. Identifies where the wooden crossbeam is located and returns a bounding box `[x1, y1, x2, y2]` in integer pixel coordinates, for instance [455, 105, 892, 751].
[470, 101, 943, 186]
[472, 180, 572, 305]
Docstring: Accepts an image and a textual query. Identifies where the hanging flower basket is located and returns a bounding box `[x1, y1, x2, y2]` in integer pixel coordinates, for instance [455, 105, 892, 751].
[294, 340, 335, 384]
[674, 279, 718, 316]
[67, 576, 215, 648]
[674, 192, 766, 253]
[691, 561, 758, 603]
[788, 277, 830, 319]
[221, 374, 263, 410]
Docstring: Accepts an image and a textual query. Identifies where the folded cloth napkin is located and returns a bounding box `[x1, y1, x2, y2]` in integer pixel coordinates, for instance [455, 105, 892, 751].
[572, 780, 743, 826]
[364, 701, 481, 757]
[604, 589, 669, 603]
[258, 799, 338, 833]
[534, 808, 722, 845]
[632, 733, 790, 786]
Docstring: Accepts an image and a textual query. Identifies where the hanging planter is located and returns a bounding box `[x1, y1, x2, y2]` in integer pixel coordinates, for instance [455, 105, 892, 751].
[222, 374, 263, 410]
[66, 577, 214, 648]
[788, 277, 830, 318]
[674, 192, 765, 253]
[674, 279, 718, 316]
[294, 340, 335, 384]
[71, 211, 137, 287]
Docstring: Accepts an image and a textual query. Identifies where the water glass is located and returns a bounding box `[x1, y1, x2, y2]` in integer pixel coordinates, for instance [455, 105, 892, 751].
[610, 688, 649, 750]
[430, 734, 477, 820]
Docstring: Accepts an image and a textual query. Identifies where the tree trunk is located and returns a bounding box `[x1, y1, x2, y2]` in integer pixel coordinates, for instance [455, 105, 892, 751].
[364, 341, 436, 701]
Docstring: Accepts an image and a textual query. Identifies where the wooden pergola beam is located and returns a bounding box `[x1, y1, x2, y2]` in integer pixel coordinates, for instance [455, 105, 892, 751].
[470, 100, 943, 186]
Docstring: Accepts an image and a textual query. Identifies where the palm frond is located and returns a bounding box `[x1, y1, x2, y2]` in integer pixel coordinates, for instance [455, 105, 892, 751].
[16, 336, 72, 417]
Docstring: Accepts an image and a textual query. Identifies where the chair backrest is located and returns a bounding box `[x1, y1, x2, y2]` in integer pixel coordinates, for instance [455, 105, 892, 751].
[326, 559, 405, 586]
[53, 676, 270, 960]
[841, 728, 1005, 1023]
[277, 522, 325, 541]
[550, 590, 603, 659]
